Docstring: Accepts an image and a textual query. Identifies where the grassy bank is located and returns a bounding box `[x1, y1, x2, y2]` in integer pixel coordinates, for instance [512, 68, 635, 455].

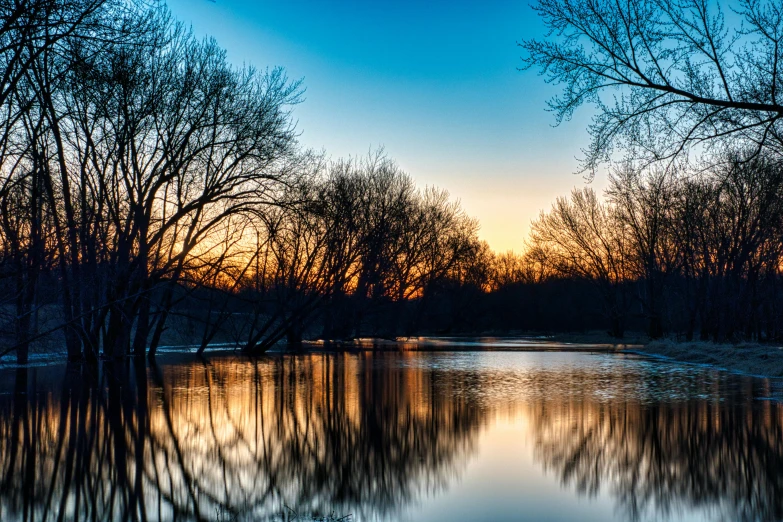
[632, 340, 783, 378]
[541, 331, 783, 378]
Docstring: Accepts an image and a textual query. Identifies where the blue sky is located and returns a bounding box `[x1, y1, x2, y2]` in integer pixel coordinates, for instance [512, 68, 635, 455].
[166, 0, 605, 252]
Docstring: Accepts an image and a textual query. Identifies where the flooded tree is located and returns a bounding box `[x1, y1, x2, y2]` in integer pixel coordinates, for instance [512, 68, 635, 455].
[0, 0, 485, 359]
[0, 1, 302, 359]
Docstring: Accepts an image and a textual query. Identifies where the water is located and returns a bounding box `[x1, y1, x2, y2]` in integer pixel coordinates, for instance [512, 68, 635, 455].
[0, 349, 781, 522]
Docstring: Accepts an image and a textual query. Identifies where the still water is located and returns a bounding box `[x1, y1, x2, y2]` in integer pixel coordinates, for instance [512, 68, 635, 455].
[0, 349, 782, 522]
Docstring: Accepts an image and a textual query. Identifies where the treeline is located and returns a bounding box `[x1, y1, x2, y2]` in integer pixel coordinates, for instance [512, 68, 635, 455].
[514, 0, 783, 342]
[526, 152, 783, 343]
[339, 150, 783, 344]
[0, 0, 493, 362]
[183, 153, 486, 354]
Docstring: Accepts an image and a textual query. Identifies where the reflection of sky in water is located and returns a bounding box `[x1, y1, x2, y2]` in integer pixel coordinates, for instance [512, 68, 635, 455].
[0, 350, 781, 522]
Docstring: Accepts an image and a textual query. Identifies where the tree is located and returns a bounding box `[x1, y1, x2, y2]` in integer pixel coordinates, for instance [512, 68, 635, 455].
[608, 166, 676, 338]
[530, 188, 632, 337]
[0, 1, 302, 360]
[0, 0, 115, 363]
[521, 0, 783, 177]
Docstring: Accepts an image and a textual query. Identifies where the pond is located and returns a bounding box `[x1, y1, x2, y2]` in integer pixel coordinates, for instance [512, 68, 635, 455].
[0, 348, 782, 522]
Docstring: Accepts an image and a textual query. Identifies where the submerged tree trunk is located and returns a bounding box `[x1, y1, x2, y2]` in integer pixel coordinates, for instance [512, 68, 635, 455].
[286, 322, 303, 349]
[14, 263, 31, 365]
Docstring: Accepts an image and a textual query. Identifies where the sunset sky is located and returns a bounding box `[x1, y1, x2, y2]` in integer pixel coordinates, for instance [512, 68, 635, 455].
[166, 0, 609, 252]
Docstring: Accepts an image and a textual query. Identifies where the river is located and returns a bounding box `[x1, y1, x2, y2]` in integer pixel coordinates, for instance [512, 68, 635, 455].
[0, 347, 781, 521]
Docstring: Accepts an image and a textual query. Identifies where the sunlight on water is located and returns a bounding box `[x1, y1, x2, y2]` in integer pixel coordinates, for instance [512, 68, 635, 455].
[0, 351, 781, 522]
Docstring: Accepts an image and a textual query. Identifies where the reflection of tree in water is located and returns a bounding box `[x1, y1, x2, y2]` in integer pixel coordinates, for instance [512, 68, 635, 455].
[0, 362, 160, 521]
[4, 353, 783, 522]
[0, 354, 483, 521]
[528, 371, 783, 522]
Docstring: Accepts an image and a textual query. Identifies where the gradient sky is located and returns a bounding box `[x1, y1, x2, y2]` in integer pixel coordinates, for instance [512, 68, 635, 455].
[166, 0, 608, 252]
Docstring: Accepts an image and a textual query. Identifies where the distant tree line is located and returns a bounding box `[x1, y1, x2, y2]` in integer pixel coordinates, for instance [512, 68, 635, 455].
[182, 152, 485, 355]
[525, 152, 783, 342]
[399, 150, 783, 343]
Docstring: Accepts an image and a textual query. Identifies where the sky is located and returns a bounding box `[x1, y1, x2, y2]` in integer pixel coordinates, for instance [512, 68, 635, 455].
[165, 0, 608, 253]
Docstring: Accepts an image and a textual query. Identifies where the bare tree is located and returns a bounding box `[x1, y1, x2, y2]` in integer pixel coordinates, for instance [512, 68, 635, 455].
[530, 188, 632, 337]
[608, 166, 677, 337]
[521, 0, 783, 176]
[0, 1, 302, 360]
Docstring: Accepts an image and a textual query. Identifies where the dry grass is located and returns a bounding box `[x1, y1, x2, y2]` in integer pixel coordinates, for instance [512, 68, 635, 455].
[535, 331, 783, 378]
[633, 340, 783, 378]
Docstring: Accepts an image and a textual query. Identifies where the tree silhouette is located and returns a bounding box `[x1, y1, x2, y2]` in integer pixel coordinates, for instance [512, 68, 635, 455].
[521, 0, 783, 176]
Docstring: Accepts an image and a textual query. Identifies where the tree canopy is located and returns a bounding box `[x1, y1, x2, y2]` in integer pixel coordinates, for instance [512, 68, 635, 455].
[520, 0, 783, 176]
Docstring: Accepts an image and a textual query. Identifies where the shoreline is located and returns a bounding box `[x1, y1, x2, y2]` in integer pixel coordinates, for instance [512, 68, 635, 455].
[539, 331, 783, 379]
[3, 334, 782, 380]
[626, 340, 783, 379]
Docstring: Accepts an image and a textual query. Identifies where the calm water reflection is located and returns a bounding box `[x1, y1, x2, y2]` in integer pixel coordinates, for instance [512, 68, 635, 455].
[0, 351, 781, 522]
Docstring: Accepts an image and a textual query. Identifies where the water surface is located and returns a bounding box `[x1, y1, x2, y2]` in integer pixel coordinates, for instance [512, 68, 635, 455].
[0, 349, 781, 522]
